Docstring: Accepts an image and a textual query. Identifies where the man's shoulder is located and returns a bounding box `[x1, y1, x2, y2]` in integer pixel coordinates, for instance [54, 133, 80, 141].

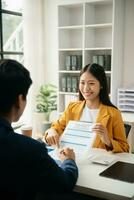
[10, 131, 47, 157]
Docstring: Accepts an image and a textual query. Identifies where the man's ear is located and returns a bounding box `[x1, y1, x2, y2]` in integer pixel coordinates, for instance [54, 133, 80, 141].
[15, 94, 24, 109]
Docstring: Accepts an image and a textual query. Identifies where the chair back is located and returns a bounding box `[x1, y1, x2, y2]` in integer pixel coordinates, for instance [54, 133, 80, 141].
[124, 123, 131, 138]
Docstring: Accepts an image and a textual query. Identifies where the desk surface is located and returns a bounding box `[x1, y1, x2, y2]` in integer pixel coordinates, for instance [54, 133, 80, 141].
[74, 148, 134, 200]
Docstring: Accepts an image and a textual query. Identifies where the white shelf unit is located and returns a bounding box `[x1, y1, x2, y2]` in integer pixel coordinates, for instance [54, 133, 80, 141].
[118, 89, 134, 112]
[85, 26, 112, 49]
[58, 0, 125, 113]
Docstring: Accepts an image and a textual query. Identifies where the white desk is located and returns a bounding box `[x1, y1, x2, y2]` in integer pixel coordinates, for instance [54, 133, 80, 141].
[74, 148, 134, 200]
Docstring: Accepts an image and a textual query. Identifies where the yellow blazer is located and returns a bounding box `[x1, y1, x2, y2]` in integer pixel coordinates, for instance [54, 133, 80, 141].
[51, 101, 129, 153]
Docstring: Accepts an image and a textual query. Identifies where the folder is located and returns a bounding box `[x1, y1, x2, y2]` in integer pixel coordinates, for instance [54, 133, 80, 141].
[65, 55, 71, 70]
[71, 76, 78, 93]
[71, 55, 77, 70]
[61, 76, 66, 92]
[66, 76, 72, 92]
[77, 55, 82, 70]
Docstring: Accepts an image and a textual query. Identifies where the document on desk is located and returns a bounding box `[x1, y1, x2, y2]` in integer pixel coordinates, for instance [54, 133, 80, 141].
[60, 120, 96, 159]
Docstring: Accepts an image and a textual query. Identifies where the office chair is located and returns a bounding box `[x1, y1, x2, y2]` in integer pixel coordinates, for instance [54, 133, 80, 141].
[124, 123, 131, 138]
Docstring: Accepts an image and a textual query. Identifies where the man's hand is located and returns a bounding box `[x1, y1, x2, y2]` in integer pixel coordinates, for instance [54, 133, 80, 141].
[58, 147, 75, 162]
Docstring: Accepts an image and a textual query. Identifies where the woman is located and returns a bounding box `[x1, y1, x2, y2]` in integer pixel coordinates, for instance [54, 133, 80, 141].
[44, 63, 129, 153]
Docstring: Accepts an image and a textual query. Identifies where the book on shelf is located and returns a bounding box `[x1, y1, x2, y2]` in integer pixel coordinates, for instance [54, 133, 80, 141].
[104, 55, 111, 71]
[77, 55, 82, 70]
[98, 55, 105, 67]
[65, 55, 71, 71]
[106, 75, 111, 94]
[71, 76, 78, 93]
[71, 55, 77, 70]
[92, 55, 105, 67]
[92, 55, 98, 64]
[66, 76, 72, 92]
[92, 55, 111, 71]
[65, 55, 82, 71]
[61, 76, 67, 92]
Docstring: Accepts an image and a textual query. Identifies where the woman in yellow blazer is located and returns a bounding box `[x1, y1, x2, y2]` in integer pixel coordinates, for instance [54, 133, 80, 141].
[45, 63, 129, 153]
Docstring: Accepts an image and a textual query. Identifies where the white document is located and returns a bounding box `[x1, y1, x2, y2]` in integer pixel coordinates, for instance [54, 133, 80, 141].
[60, 120, 96, 159]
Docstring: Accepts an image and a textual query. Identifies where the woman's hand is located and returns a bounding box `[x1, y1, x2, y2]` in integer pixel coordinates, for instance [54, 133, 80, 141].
[92, 123, 112, 147]
[45, 128, 60, 147]
[58, 147, 75, 162]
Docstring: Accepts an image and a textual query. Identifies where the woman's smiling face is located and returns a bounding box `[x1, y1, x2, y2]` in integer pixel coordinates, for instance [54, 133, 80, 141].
[79, 71, 101, 102]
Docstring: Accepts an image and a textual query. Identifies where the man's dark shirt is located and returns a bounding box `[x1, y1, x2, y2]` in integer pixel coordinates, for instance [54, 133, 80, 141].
[0, 117, 78, 199]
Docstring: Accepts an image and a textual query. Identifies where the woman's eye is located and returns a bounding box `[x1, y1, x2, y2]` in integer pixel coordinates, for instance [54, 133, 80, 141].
[80, 82, 85, 85]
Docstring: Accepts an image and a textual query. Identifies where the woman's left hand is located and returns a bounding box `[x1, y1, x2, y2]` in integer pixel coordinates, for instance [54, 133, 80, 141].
[92, 123, 112, 147]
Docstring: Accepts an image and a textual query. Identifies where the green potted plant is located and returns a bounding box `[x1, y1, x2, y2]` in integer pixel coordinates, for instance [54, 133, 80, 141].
[36, 84, 57, 121]
[34, 84, 57, 137]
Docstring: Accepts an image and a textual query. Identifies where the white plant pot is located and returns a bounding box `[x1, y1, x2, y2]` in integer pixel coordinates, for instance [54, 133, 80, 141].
[32, 112, 51, 139]
[41, 121, 51, 135]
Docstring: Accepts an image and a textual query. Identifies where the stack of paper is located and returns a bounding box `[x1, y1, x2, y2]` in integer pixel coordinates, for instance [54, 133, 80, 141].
[60, 120, 96, 158]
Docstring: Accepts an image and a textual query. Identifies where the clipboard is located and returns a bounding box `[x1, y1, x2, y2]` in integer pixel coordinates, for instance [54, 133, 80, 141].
[99, 161, 134, 183]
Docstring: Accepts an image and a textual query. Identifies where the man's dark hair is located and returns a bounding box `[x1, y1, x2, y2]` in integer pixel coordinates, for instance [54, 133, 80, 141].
[0, 59, 32, 113]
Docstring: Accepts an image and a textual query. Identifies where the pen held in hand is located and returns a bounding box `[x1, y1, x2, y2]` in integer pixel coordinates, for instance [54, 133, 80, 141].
[59, 149, 66, 155]
[56, 142, 60, 149]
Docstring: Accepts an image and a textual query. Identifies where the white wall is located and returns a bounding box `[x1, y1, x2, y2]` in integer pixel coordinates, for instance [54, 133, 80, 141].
[22, 0, 45, 124]
[43, 0, 59, 86]
[123, 0, 134, 87]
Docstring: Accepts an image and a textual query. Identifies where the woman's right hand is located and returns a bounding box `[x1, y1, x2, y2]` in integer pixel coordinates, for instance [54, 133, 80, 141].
[45, 128, 60, 147]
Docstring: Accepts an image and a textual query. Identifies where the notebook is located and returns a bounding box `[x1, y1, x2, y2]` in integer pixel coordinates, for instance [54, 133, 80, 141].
[99, 161, 134, 183]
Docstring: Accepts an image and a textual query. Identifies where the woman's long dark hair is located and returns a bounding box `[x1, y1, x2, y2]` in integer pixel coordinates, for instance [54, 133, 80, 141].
[79, 63, 117, 108]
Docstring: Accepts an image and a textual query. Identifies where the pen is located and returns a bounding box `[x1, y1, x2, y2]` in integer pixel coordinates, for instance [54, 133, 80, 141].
[56, 142, 60, 149]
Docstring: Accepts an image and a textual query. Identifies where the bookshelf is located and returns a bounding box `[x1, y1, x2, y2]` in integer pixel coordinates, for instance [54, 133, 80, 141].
[58, 0, 125, 113]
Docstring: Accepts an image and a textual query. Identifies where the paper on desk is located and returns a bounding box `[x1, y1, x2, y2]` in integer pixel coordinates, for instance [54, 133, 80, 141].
[59, 120, 96, 159]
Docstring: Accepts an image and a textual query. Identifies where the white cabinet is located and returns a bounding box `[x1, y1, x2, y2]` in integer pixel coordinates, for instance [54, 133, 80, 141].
[58, 0, 125, 113]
